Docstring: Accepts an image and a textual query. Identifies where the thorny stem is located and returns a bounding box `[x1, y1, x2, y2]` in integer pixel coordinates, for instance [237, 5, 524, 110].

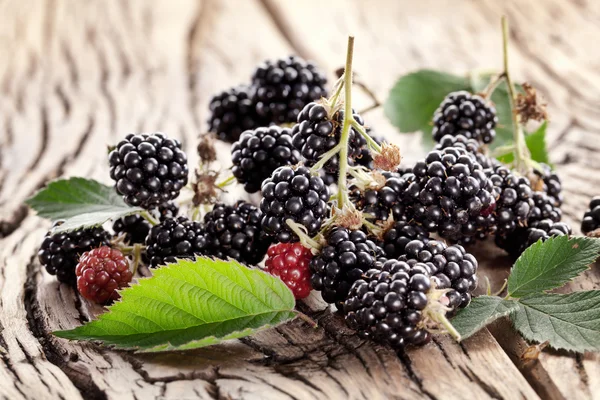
[140, 211, 159, 226]
[351, 120, 382, 153]
[502, 16, 530, 175]
[336, 36, 355, 208]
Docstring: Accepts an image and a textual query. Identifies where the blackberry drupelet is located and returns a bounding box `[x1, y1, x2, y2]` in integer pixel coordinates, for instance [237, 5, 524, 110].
[231, 126, 301, 193]
[432, 91, 498, 144]
[38, 223, 111, 285]
[203, 201, 272, 265]
[350, 172, 411, 222]
[145, 216, 210, 267]
[405, 147, 496, 242]
[109, 133, 189, 209]
[496, 219, 571, 258]
[343, 259, 435, 350]
[487, 165, 534, 235]
[291, 102, 366, 176]
[582, 196, 600, 235]
[382, 220, 430, 259]
[533, 163, 563, 207]
[252, 56, 327, 124]
[434, 133, 500, 170]
[113, 202, 179, 244]
[260, 166, 330, 243]
[310, 227, 385, 310]
[398, 239, 477, 310]
[207, 85, 265, 143]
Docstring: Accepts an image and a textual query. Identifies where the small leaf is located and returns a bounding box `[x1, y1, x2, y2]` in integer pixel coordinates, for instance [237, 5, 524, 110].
[507, 236, 600, 298]
[26, 177, 143, 232]
[496, 121, 549, 164]
[451, 296, 520, 340]
[54, 257, 297, 352]
[511, 291, 600, 352]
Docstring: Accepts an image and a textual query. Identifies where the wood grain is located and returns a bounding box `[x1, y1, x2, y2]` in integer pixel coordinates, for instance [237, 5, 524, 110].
[0, 0, 598, 399]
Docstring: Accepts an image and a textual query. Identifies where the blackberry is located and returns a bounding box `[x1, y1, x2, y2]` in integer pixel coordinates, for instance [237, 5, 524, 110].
[109, 133, 189, 208]
[405, 147, 496, 242]
[252, 56, 327, 124]
[398, 239, 478, 310]
[487, 165, 534, 235]
[145, 216, 210, 267]
[530, 192, 561, 223]
[260, 166, 330, 243]
[309, 227, 385, 310]
[434, 133, 500, 170]
[38, 223, 111, 285]
[343, 260, 435, 350]
[533, 163, 563, 207]
[112, 202, 179, 244]
[582, 196, 600, 235]
[382, 220, 430, 259]
[203, 201, 272, 264]
[231, 126, 301, 193]
[291, 102, 366, 176]
[350, 172, 412, 222]
[76, 246, 132, 304]
[265, 242, 313, 299]
[496, 219, 571, 258]
[432, 91, 498, 144]
[207, 85, 265, 143]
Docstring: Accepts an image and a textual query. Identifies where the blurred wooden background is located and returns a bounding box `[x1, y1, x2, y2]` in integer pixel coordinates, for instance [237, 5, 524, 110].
[1, 0, 599, 399]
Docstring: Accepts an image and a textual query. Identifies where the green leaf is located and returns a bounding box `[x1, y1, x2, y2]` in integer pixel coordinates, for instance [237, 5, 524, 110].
[511, 291, 600, 352]
[496, 121, 549, 164]
[451, 296, 520, 340]
[54, 257, 297, 352]
[25, 177, 143, 232]
[507, 236, 600, 299]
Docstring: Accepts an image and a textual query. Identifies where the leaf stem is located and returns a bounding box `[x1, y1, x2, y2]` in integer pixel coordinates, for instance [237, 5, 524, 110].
[336, 36, 355, 208]
[140, 211, 159, 226]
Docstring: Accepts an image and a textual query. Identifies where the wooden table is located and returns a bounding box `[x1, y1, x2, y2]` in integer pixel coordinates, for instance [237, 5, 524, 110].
[1, 0, 599, 399]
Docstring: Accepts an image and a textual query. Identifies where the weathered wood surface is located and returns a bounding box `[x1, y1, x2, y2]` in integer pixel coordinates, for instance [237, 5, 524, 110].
[0, 0, 599, 399]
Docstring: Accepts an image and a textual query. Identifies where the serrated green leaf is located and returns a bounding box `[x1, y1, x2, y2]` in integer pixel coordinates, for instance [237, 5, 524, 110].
[451, 296, 520, 340]
[511, 291, 600, 352]
[25, 177, 143, 232]
[496, 121, 549, 164]
[507, 236, 600, 298]
[54, 257, 297, 352]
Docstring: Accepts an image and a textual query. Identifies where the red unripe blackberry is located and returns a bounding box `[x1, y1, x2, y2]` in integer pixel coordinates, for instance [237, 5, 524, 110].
[265, 242, 313, 299]
[76, 246, 132, 304]
[252, 56, 327, 124]
[582, 196, 600, 234]
[432, 91, 498, 144]
[231, 126, 301, 194]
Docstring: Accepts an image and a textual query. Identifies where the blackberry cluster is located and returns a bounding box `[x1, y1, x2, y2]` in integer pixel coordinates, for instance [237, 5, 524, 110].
[496, 219, 571, 258]
[231, 126, 301, 193]
[382, 220, 430, 259]
[405, 147, 496, 242]
[145, 217, 210, 267]
[343, 260, 434, 350]
[534, 163, 563, 207]
[203, 201, 272, 265]
[252, 56, 327, 124]
[292, 102, 366, 176]
[260, 166, 330, 243]
[581, 196, 600, 235]
[109, 133, 189, 208]
[38, 223, 111, 285]
[309, 227, 385, 309]
[435, 133, 499, 170]
[350, 172, 411, 222]
[112, 202, 179, 244]
[398, 239, 477, 310]
[207, 85, 265, 143]
[530, 192, 562, 222]
[432, 91, 498, 144]
[487, 165, 534, 235]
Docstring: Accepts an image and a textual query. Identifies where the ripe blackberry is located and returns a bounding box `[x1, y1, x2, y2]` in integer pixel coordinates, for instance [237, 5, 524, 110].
[432, 91, 498, 144]
[533, 163, 563, 207]
[382, 220, 430, 259]
[291, 102, 366, 176]
[265, 242, 313, 299]
[76, 247, 132, 304]
[582, 196, 600, 235]
[109, 133, 189, 208]
[112, 202, 179, 244]
[231, 126, 301, 193]
[397, 239, 477, 310]
[405, 147, 496, 242]
[434, 133, 500, 170]
[343, 260, 435, 350]
[487, 165, 534, 235]
[207, 85, 265, 143]
[496, 219, 571, 258]
[350, 172, 411, 222]
[38, 224, 111, 285]
[260, 166, 330, 243]
[309, 227, 385, 310]
[530, 192, 561, 222]
[203, 201, 272, 265]
[145, 216, 210, 267]
[252, 56, 327, 124]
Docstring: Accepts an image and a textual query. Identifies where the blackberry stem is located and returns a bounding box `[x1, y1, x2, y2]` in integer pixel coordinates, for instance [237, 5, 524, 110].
[350, 120, 382, 153]
[216, 174, 236, 188]
[295, 311, 318, 328]
[336, 36, 355, 208]
[310, 143, 342, 173]
[285, 219, 321, 251]
[140, 211, 159, 226]
[132, 243, 143, 276]
[480, 72, 506, 99]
